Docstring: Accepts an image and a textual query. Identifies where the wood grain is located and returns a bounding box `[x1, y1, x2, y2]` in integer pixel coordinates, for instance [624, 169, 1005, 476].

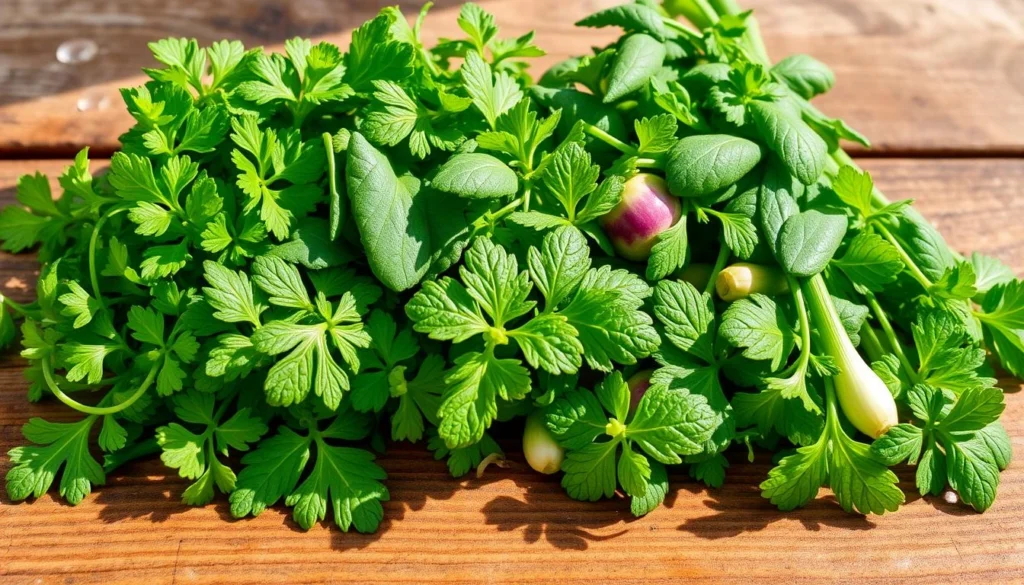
[0, 158, 1023, 584]
[3, 0, 1024, 155]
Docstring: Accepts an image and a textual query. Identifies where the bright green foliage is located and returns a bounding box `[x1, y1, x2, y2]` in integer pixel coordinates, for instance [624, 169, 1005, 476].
[544, 372, 717, 513]
[665, 135, 761, 197]
[157, 390, 267, 505]
[872, 385, 1009, 511]
[407, 228, 657, 448]
[604, 34, 666, 103]
[7, 416, 105, 505]
[0, 0, 1018, 533]
[248, 256, 373, 410]
[761, 381, 904, 514]
[229, 407, 387, 532]
[978, 280, 1024, 377]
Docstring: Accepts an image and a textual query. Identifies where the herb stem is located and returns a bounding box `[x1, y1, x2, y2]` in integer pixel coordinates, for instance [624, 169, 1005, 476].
[42, 355, 161, 416]
[783, 275, 814, 378]
[1, 295, 37, 319]
[212, 390, 237, 422]
[323, 133, 342, 240]
[863, 292, 920, 384]
[789, 276, 811, 344]
[859, 324, 886, 364]
[635, 157, 661, 169]
[663, 3, 716, 32]
[88, 205, 129, 309]
[823, 375, 841, 434]
[664, 19, 704, 42]
[875, 224, 934, 290]
[493, 196, 525, 221]
[704, 244, 731, 296]
[581, 123, 638, 156]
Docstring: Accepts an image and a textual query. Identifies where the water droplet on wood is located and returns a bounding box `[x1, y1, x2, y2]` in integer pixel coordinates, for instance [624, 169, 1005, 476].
[56, 39, 98, 64]
[77, 93, 111, 112]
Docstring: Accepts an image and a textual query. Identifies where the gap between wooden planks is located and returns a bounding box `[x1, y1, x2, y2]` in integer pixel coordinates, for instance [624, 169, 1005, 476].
[3, 0, 1024, 156]
[0, 158, 1022, 584]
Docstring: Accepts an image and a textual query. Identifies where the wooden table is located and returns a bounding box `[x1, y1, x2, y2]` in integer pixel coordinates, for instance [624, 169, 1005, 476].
[1, 0, 1023, 583]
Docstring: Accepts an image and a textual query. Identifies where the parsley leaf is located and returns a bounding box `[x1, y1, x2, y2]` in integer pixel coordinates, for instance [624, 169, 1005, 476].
[545, 373, 716, 514]
[157, 390, 267, 504]
[6, 416, 105, 505]
[873, 385, 1008, 511]
[230, 408, 387, 532]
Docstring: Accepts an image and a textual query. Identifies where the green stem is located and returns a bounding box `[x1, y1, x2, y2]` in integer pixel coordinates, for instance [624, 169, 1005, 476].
[88, 205, 129, 308]
[323, 132, 342, 240]
[707, 0, 771, 63]
[790, 275, 812, 349]
[776, 275, 813, 379]
[859, 324, 886, 364]
[864, 292, 920, 384]
[581, 123, 637, 156]
[823, 376, 842, 435]
[635, 157, 661, 169]
[662, 18, 704, 42]
[1, 296, 38, 320]
[875, 224, 934, 290]
[212, 390, 236, 423]
[704, 243, 731, 296]
[522, 186, 532, 213]
[42, 355, 161, 416]
[491, 196, 525, 222]
[803, 274, 853, 360]
[667, 0, 719, 28]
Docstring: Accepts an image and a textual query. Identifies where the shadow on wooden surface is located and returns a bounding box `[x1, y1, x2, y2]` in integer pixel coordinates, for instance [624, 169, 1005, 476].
[480, 473, 635, 550]
[2, 427, 1001, 550]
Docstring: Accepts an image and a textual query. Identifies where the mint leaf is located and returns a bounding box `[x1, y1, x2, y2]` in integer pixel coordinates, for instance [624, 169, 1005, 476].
[626, 384, 717, 464]
[560, 440, 619, 501]
[432, 153, 518, 199]
[834, 231, 904, 291]
[719, 293, 795, 370]
[347, 133, 468, 292]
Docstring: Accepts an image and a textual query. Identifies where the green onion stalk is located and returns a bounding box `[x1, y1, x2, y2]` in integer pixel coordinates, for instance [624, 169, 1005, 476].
[664, 0, 967, 433]
[804, 275, 898, 438]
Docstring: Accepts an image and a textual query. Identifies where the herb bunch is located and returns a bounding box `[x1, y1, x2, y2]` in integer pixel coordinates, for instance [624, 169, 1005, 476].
[0, 0, 1018, 533]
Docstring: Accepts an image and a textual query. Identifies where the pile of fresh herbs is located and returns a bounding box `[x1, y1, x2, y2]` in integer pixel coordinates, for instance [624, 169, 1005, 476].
[1, 0, 1018, 533]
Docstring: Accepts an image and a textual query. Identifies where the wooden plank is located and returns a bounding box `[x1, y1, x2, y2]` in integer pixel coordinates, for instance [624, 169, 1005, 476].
[0, 157, 1022, 583]
[2, 0, 1024, 155]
